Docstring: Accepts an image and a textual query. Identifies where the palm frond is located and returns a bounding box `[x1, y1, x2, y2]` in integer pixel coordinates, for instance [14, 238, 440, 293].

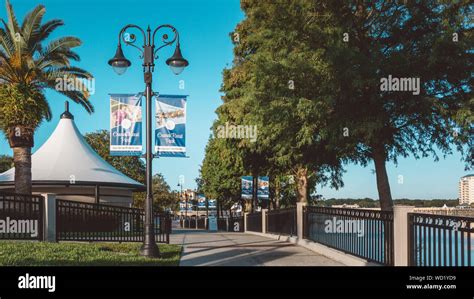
[0, 28, 15, 56]
[0, 0, 94, 127]
[35, 36, 82, 67]
[20, 4, 46, 49]
[28, 19, 63, 52]
[46, 83, 94, 113]
[5, 0, 20, 38]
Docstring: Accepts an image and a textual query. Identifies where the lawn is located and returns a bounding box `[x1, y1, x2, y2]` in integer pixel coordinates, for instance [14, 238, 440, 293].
[0, 241, 181, 266]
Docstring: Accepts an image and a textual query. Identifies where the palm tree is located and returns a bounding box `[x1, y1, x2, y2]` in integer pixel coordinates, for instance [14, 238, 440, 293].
[0, 0, 93, 194]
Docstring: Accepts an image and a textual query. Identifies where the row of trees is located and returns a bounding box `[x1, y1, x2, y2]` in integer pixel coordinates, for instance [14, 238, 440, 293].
[199, 1, 472, 212]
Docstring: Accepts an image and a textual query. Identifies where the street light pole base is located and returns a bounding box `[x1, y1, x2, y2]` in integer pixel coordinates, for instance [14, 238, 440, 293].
[140, 242, 160, 258]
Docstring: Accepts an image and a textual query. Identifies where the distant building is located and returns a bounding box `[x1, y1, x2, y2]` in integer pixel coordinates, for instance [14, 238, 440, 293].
[459, 175, 474, 205]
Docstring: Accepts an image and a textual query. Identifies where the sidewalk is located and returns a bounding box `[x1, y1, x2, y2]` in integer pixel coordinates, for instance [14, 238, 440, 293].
[170, 229, 343, 266]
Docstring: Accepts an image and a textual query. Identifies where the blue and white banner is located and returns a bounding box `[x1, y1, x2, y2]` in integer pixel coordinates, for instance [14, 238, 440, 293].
[208, 199, 217, 209]
[110, 94, 142, 156]
[241, 176, 253, 199]
[155, 95, 187, 157]
[257, 176, 269, 200]
[197, 194, 207, 209]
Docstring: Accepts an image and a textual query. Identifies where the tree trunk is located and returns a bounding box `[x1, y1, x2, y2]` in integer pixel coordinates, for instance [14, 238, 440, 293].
[252, 175, 258, 212]
[295, 167, 308, 203]
[274, 178, 280, 209]
[13, 147, 32, 195]
[372, 146, 393, 211]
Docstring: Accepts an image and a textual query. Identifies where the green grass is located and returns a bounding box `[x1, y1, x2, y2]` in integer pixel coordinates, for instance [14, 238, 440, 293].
[0, 241, 181, 266]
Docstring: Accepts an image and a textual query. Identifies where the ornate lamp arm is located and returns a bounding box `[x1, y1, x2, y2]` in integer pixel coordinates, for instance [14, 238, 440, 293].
[152, 24, 179, 59]
[118, 24, 146, 57]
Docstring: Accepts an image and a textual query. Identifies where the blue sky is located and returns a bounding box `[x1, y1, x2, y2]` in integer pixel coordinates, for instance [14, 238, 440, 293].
[0, 0, 470, 199]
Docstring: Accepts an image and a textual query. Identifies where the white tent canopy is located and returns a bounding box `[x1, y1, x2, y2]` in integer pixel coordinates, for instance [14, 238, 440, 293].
[0, 105, 143, 190]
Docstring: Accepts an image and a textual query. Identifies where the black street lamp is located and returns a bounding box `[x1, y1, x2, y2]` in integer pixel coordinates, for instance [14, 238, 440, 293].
[108, 24, 188, 258]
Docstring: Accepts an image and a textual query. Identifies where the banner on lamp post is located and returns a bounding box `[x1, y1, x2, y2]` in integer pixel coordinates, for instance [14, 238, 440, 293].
[257, 176, 270, 200]
[241, 176, 253, 199]
[208, 199, 217, 209]
[155, 95, 187, 157]
[197, 194, 207, 210]
[109, 94, 143, 156]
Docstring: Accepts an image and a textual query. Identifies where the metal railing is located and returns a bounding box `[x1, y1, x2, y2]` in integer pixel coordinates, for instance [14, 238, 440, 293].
[56, 199, 170, 243]
[180, 217, 206, 229]
[0, 192, 44, 241]
[246, 212, 262, 232]
[216, 216, 244, 232]
[229, 216, 244, 232]
[267, 207, 296, 236]
[408, 213, 474, 266]
[303, 206, 394, 265]
[217, 218, 227, 231]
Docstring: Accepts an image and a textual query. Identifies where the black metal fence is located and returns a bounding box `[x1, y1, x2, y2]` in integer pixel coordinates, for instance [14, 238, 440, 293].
[217, 217, 227, 231]
[246, 212, 262, 232]
[180, 217, 206, 229]
[217, 216, 244, 232]
[303, 206, 394, 265]
[267, 207, 297, 236]
[56, 199, 170, 243]
[408, 213, 473, 266]
[0, 192, 44, 241]
[229, 216, 244, 232]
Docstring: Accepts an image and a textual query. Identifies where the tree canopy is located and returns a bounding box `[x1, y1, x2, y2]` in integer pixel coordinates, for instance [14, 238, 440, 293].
[199, 1, 472, 212]
[84, 130, 176, 211]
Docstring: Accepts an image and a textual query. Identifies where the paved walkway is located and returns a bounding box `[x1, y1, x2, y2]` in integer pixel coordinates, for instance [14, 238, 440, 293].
[170, 229, 343, 266]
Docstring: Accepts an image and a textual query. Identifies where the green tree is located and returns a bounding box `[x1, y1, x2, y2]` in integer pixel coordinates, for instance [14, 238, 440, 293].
[0, 1, 93, 194]
[0, 154, 13, 173]
[218, 0, 345, 204]
[84, 130, 175, 211]
[84, 130, 145, 184]
[199, 135, 245, 213]
[322, 1, 473, 210]
[133, 174, 177, 212]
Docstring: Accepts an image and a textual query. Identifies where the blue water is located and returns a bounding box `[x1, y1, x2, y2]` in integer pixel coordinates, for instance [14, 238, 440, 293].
[412, 226, 474, 266]
[306, 214, 474, 266]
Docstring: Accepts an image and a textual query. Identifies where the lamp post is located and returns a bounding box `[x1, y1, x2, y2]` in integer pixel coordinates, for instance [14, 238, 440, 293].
[178, 182, 185, 226]
[108, 24, 188, 258]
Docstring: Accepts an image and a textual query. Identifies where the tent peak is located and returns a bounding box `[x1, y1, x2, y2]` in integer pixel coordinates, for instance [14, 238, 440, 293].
[61, 101, 74, 120]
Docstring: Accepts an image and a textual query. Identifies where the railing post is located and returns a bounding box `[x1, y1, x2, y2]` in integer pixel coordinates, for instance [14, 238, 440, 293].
[244, 212, 248, 232]
[296, 202, 307, 240]
[42, 193, 57, 242]
[261, 209, 268, 234]
[393, 205, 414, 266]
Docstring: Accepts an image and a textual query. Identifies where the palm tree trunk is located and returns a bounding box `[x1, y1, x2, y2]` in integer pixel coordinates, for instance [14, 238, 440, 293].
[13, 146, 32, 195]
[372, 145, 393, 211]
